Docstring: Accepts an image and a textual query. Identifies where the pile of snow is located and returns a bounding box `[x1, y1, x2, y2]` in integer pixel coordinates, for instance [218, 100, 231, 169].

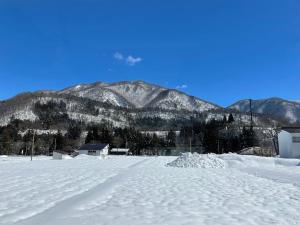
[0, 155, 8, 161]
[63, 155, 73, 160]
[166, 153, 226, 168]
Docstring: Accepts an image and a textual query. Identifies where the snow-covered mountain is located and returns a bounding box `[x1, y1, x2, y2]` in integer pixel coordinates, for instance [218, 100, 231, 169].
[0, 81, 297, 128]
[0, 81, 221, 127]
[229, 98, 300, 124]
[59, 80, 219, 112]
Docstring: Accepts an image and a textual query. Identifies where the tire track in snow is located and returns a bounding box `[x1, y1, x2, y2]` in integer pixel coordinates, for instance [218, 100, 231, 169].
[240, 167, 300, 187]
[13, 158, 151, 225]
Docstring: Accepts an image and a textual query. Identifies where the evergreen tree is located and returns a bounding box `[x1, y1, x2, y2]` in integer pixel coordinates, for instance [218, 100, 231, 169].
[228, 114, 234, 123]
[85, 130, 94, 144]
[222, 115, 227, 124]
[50, 130, 65, 151]
[66, 124, 82, 140]
[166, 130, 176, 147]
[56, 131, 65, 150]
[241, 126, 258, 148]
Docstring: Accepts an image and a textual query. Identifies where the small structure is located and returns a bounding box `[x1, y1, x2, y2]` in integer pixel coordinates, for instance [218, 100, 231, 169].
[278, 127, 300, 158]
[110, 148, 130, 155]
[53, 150, 72, 160]
[239, 147, 275, 157]
[78, 143, 109, 156]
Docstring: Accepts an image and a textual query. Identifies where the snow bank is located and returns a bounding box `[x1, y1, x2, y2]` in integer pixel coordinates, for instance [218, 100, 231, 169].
[63, 155, 73, 160]
[74, 154, 108, 160]
[219, 154, 300, 168]
[0, 156, 50, 162]
[166, 153, 226, 168]
[0, 155, 8, 161]
[167, 153, 300, 169]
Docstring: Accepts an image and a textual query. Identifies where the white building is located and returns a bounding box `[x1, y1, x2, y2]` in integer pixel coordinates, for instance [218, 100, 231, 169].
[110, 148, 130, 155]
[78, 143, 109, 156]
[53, 151, 72, 160]
[278, 127, 300, 158]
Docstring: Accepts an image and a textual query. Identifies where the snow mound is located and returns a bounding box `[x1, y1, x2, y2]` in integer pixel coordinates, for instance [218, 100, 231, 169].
[63, 155, 73, 160]
[0, 155, 8, 161]
[166, 153, 226, 168]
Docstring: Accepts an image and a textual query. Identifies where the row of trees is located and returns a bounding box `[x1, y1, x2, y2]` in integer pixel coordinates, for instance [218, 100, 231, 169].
[84, 124, 171, 155]
[178, 115, 258, 154]
[0, 114, 262, 156]
[0, 121, 83, 155]
[83, 114, 258, 155]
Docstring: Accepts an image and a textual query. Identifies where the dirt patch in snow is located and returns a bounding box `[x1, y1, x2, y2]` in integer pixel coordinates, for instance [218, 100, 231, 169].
[166, 153, 226, 168]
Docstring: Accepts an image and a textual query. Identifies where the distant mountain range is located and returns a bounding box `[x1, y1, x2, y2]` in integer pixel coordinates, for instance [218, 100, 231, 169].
[0, 81, 299, 128]
[229, 97, 300, 124]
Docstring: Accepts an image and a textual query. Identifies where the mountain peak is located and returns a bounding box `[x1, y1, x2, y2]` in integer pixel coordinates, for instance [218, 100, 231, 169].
[58, 80, 219, 111]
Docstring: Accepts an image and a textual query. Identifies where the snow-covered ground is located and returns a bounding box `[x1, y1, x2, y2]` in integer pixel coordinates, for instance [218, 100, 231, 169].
[0, 154, 300, 225]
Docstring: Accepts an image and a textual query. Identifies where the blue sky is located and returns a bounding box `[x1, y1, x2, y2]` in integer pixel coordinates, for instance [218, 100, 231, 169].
[0, 0, 299, 106]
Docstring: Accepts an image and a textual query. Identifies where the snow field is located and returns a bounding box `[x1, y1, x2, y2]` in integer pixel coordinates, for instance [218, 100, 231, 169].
[0, 156, 145, 224]
[0, 155, 300, 225]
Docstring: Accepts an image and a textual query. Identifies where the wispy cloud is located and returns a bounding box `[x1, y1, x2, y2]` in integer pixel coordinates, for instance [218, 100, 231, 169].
[176, 84, 188, 89]
[113, 52, 124, 60]
[126, 55, 142, 66]
[113, 52, 142, 66]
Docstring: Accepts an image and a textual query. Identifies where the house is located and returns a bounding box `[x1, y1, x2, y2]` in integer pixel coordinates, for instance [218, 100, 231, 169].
[278, 127, 300, 158]
[110, 148, 130, 155]
[53, 150, 72, 160]
[78, 143, 109, 156]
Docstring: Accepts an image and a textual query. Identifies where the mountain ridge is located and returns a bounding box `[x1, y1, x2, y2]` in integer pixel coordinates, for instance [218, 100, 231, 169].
[1, 80, 299, 127]
[229, 98, 300, 124]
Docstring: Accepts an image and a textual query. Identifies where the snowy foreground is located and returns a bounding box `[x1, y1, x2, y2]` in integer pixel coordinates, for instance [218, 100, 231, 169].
[1, 154, 300, 225]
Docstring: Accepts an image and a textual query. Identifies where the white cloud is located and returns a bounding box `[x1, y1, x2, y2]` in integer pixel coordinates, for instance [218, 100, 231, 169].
[113, 52, 124, 60]
[176, 84, 188, 89]
[113, 52, 142, 66]
[126, 55, 142, 66]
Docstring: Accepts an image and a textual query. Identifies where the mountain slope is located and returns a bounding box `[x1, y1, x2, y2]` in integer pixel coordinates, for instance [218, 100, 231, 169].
[105, 81, 166, 108]
[60, 82, 133, 108]
[146, 89, 218, 112]
[60, 81, 220, 112]
[229, 98, 300, 124]
[0, 81, 221, 127]
[0, 81, 291, 128]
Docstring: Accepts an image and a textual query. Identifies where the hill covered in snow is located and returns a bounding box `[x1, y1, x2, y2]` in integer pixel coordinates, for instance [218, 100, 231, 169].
[229, 98, 300, 124]
[0, 81, 222, 128]
[60, 80, 219, 111]
[0, 81, 295, 128]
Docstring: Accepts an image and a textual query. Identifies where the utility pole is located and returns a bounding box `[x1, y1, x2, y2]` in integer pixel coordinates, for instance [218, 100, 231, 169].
[31, 130, 36, 161]
[189, 129, 193, 153]
[249, 99, 253, 129]
[54, 137, 57, 151]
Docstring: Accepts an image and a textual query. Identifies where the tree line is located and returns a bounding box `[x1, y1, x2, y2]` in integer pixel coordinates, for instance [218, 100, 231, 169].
[0, 113, 261, 156]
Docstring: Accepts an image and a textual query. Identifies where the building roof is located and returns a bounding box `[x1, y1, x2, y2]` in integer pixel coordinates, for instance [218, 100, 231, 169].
[53, 150, 69, 155]
[79, 143, 108, 151]
[281, 127, 300, 133]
